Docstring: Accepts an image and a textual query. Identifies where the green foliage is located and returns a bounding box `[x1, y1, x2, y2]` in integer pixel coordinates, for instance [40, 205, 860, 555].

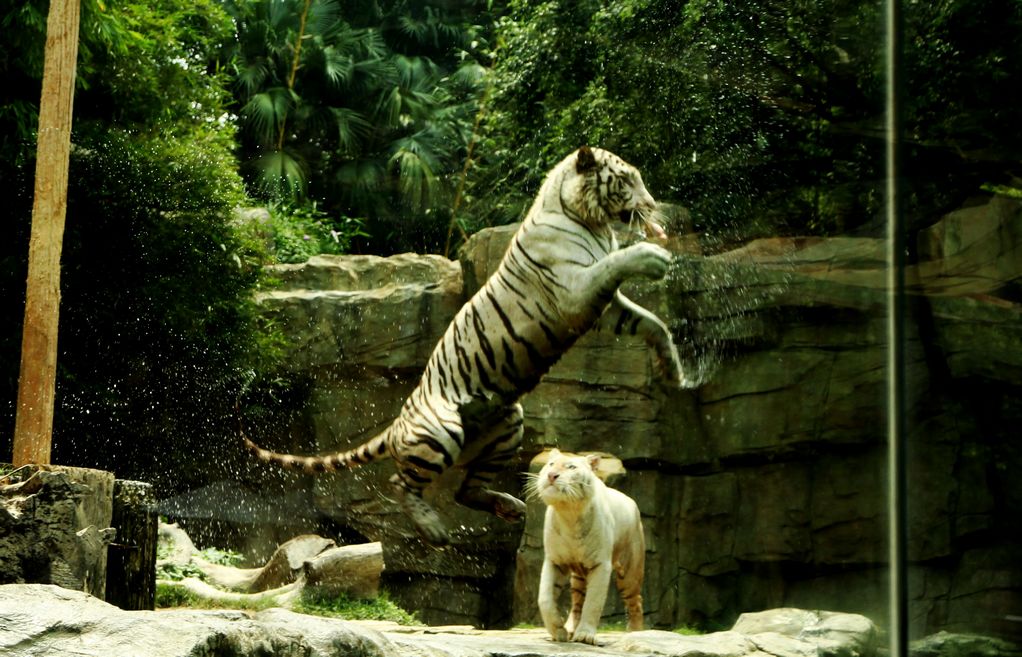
[155, 582, 202, 608]
[266, 203, 368, 263]
[155, 582, 280, 611]
[198, 546, 246, 567]
[48, 128, 273, 489]
[294, 588, 420, 625]
[0, 0, 281, 492]
[156, 562, 207, 582]
[155, 543, 243, 581]
[464, 0, 1022, 242]
[221, 0, 498, 253]
[672, 625, 703, 636]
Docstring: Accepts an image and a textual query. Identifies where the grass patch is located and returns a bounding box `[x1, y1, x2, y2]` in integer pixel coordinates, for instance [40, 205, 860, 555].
[155, 581, 419, 624]
[294, 588, 420, 625]
[155, 540, 244, 582]
[154, 582, 279, 612]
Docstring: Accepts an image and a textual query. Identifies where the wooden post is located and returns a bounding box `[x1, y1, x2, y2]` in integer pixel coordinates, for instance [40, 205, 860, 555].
[105, 480, 158, 610]
[12, 0, 82, 466]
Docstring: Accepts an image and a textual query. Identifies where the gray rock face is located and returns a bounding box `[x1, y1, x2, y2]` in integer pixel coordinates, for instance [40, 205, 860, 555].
[0, 466, 115, 599]
[0, 584, 882, 657]
[241, 197, 1022, 637]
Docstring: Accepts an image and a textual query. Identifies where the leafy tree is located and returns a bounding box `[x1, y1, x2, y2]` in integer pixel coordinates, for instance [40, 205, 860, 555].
[0, 0, 276, 491]
[464, 0, 1021, 244]
[223, 0, 497, 253]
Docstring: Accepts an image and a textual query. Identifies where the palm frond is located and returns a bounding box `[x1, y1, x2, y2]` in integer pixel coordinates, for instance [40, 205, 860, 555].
[321, 46, 355, 87]
[358, 28, 388, 61]
[251, 149, 307, 200]
[389, 143, 440, 210]
[235, 60, 270, 97]
[305, 0, 340, 36]
[377, 86, 404, 128]
[330, 107, 372, 152]
[397, 14, 429, 43]
[265, 0, 299, 32]
[393, 54, 439, 89]
[337, 158, 384, 195]
[450, 60, 488, 89]
[240, 87, 294, 146]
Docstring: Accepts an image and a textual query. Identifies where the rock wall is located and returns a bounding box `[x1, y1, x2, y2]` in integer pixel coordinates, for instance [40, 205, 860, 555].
[0, 465, 116, 599]
[255, 196, 1022, 639]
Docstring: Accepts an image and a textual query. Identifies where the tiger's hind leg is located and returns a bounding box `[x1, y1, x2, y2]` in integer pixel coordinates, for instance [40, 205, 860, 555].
[454, 402, 526, 522]
[389, 407, 465, 547]
[390, 474, 450, 547]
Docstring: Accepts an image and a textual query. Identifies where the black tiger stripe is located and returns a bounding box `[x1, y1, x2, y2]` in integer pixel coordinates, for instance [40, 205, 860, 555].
[536, 221, 601, 258]
[454, 341, 473, 388]
[531, 292, 560, 325]
[504, 247, 552, 291]
[470, 462, 507, 476]
[400, 467, 433, 485]
[470, 308, 497, 371]
[436, 358, 449, 389]
[514, 299, 536, 321]
[406, 454, 445, 474]
[473, 353, 497, 394]
[497, 262, 533, 292]
[484, 289, 547, 371]
[512, 243, 568, 291]
[493, 273, 528, 304]
[403, 394, 439, 428]
[538, 320, 564, 350]
[439, 338, 465, 400]
[409, 433, 454, 467]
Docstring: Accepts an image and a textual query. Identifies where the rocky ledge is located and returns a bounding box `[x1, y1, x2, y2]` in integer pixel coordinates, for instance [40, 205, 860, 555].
[0, 584, 883, 657]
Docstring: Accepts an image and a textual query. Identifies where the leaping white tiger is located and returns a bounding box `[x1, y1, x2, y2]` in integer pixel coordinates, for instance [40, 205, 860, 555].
[243, 146, 683, 546]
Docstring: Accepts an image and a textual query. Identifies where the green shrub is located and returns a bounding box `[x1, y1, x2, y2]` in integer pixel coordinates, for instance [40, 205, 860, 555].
[267, 203, 368, 264]
[294, 589, 420, 625]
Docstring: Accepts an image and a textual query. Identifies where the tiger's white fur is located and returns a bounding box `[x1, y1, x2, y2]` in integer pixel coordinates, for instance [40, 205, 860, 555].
[528, 449, 645, 644]
[244, 146, 682, 546]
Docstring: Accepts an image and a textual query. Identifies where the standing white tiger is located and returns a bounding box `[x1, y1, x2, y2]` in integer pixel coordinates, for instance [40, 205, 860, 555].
[528, 449, 645, 645]
[244, 146, 682, 546]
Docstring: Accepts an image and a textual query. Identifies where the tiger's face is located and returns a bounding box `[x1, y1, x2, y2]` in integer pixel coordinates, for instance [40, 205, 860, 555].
[528, 448, 601, 505]
[571, 146, 666, 239]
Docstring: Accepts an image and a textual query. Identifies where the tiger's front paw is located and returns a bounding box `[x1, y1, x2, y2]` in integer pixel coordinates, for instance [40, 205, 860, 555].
[492, 491, 526, 523]
[571, 625, 599, 645]
[627, 242, 673, 280]
[548, 626, 570, 642]
[455, 487, 526, 523]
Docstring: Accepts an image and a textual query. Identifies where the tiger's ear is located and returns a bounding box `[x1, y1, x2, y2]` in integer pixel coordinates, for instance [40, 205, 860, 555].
[586, 453, 601, 471]
[576, 146, 598, 174]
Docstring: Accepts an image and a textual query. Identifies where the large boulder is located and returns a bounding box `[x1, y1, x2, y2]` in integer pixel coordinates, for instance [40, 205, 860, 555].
[0, 584, 886, 657]
[0, 466, 115, 599]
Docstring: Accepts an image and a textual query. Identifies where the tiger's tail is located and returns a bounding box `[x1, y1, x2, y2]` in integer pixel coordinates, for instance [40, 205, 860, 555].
[241, 423, 392, 475]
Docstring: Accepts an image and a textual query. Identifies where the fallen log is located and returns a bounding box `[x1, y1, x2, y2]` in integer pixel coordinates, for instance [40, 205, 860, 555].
[303, 542, 384, 599]
[250, 534, 335, 592]
[170, 577, 302, 607]
[156, 522, 384, 608]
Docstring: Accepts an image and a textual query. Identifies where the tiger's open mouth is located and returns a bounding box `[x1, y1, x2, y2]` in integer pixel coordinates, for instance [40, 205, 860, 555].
[620, 209, 667, 240]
